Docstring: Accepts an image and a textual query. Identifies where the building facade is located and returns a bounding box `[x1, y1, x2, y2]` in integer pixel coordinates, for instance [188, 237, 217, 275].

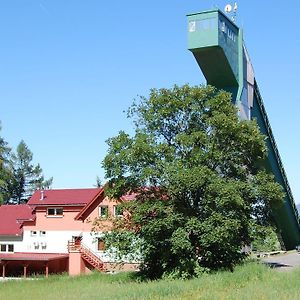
[0, 188, 138, 277]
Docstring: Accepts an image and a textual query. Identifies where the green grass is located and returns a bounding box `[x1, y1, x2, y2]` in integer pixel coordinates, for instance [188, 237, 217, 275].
[1, 262, 299, 300]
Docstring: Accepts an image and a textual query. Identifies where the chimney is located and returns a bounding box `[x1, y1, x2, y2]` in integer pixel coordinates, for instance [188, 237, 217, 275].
[40, 190, 45, 201]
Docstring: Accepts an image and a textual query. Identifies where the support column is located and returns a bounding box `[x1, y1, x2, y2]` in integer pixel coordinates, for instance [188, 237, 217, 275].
[68, 251, 84, 276]
[45, 262, 49, 278]
[23, 263, 29, 278]
[2, 262, 7, 278]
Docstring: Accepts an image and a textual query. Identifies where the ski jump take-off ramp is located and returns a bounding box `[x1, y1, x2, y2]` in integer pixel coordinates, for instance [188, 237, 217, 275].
[187, 9, 300, 250]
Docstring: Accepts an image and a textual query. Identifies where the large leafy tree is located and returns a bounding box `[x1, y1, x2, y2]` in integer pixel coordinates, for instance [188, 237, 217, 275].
[6, 140, 53, 204]
[102, 85, 284, 279]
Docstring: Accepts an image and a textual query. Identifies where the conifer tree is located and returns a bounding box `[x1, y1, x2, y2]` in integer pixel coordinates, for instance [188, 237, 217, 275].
[6, 140, 52, 204]
[0, 123, 11, 204]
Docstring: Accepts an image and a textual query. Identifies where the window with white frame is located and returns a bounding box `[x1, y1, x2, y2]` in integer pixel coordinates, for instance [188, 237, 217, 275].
[98, 205, 108, 218]
[0, 244, 14, 252]
[113, 205, 123, 217]
[47, 207, 63, 217]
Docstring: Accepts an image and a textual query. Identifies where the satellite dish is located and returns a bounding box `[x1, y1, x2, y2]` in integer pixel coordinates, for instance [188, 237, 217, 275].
[233, 2, 238, 11]
[225, 4, 232, 13]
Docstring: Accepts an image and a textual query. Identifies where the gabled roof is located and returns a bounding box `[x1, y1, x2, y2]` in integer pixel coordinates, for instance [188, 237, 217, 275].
[28, 188, 103, 206]
[74, 189, 136, 220]
[75, 188, 105, 220]
[0, 205, 34, 236]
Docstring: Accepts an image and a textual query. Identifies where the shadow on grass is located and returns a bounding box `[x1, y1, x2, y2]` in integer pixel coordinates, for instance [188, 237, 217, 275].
[262, 262, 292, 269]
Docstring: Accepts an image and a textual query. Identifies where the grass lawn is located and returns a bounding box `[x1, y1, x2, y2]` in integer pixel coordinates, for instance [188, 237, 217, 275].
[0, 262, 299, 300]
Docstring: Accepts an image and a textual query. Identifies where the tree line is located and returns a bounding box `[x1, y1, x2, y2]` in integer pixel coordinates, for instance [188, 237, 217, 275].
[0, 123, 52, 204]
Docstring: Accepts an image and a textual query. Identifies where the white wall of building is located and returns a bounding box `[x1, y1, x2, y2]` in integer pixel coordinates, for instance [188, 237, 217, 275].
[21, 230, 83, 253]
[1, 230, 139, 264]
[19, 230, 113, 262]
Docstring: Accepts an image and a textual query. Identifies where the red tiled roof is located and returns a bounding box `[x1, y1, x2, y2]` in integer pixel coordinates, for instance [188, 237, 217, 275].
[0, 252, 68, 261]
[0, 205, 34, 236]
[28, 188, 103, 206]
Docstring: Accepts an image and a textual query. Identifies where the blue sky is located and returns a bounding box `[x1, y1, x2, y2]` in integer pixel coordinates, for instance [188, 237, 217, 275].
[1, 1, 300, 202]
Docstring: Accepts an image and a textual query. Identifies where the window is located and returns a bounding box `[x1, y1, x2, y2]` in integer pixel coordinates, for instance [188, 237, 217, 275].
[40, 231, 46, 236]
[30, 231, 37, 237]
[189, 21, 196, 32]
[189, 17, 217, 33]
[113, 205, 123, 217]
[98, 205, 108, 218]
[47, 208, 63, 217]
[0, 244, 14, 252]
[97, 238, 105, 251]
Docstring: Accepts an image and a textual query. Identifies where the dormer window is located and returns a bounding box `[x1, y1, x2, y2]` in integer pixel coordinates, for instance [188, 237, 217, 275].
[47, 208, 63, 217]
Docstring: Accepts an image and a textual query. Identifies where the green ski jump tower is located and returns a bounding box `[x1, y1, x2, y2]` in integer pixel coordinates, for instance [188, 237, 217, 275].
[187, 9, 300, 249]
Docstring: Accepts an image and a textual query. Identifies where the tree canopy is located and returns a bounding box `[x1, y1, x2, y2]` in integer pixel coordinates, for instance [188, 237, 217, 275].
[102, 85, 284, 279]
